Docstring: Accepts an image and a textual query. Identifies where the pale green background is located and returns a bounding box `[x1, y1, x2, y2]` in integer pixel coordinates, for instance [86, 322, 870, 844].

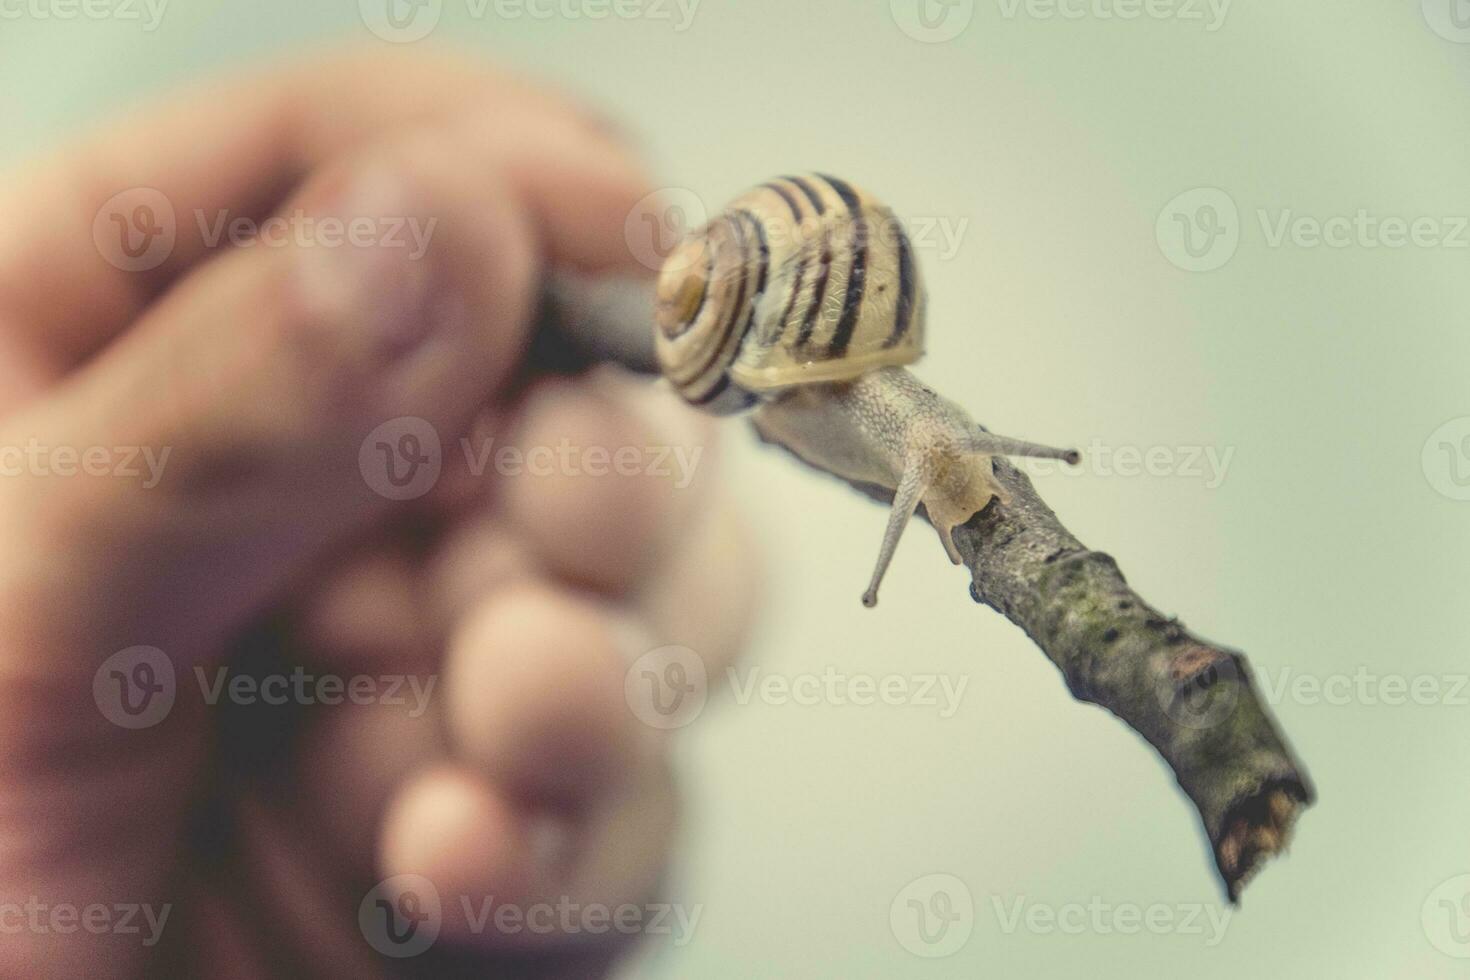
[5, 1, 1470, 977]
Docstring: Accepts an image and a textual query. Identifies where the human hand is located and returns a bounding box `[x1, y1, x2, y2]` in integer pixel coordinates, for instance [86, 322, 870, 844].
[0, 47, 757, 979]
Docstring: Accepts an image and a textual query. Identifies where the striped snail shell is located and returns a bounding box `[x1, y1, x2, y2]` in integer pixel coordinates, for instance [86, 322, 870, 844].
[647, 172, 1079, 606]
[653, 174, 927, 414]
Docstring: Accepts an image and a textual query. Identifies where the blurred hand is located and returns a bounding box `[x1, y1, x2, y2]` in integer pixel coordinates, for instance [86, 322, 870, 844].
[0, 47, 757, 979]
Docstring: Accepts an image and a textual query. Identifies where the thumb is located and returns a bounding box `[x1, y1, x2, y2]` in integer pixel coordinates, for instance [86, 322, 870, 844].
[0, 139, 537, 673]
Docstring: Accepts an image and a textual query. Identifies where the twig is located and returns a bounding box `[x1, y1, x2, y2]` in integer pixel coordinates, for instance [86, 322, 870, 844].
[955, 459, 1311, 901]
[539, 272, 1315, 902]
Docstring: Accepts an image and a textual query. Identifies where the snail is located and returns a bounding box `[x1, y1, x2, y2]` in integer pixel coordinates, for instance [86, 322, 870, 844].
[653, 174, 1080, 607]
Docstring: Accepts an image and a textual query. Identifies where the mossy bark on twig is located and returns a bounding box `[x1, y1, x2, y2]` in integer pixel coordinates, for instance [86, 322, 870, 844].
[956, 456, 1313, 902]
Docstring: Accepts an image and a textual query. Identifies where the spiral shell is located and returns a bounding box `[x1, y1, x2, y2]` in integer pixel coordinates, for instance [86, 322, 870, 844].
[654, 174, 927, 415]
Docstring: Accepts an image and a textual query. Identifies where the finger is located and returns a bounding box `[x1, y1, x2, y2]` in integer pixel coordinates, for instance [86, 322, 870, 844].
[442, 582, 654, 806]
[227, 793, 406, 979]
[0, 45, 650, 381]
[285, 498, 761, 889]
[289, 692, 448, 888]
[0, 122, 539, 674]
[637, 496, 764, 680]
[296, 541, 436, 671]
[418, 511, 542, 646]
[498, 372, 718, 596]
[380, 761, 676, 958]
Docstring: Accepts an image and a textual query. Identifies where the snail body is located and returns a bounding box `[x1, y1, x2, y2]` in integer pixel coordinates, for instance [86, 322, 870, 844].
[654, 174, 1078, 606]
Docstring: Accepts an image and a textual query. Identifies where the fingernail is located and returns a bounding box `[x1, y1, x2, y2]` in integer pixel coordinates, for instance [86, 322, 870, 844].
[295, 165, 451, 358]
